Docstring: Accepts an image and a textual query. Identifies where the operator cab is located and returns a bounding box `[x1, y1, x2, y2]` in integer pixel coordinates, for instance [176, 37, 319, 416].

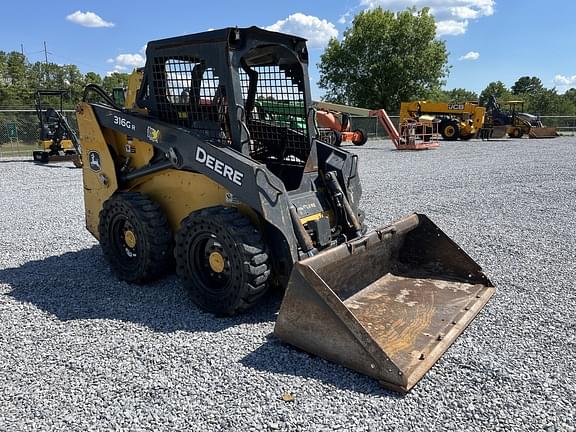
[137, 27, 314, 191]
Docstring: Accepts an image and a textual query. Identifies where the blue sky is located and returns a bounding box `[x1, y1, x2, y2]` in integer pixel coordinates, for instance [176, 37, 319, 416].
[2, 1, 575, 99]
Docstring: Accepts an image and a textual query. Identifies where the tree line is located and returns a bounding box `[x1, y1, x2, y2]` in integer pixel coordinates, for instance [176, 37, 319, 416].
[318, 7, 576, 115]
[0, 51, 129, 108]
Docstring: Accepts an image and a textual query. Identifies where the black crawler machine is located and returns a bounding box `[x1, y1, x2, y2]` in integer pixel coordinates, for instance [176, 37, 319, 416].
[76, 27, 494, 392]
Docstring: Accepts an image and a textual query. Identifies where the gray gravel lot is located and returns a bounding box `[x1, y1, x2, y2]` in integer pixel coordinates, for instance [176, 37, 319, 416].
[1, 137, 575, 431]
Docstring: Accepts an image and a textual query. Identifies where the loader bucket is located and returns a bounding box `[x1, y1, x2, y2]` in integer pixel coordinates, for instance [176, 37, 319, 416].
[274, 214, 494, 393]
[529, 127, 558, 138]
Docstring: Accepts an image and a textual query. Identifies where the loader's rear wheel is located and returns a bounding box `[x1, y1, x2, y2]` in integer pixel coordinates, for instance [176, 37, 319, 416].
[175, 206, 271, 316]
[441, 121, 460, 141]
[99, 192, 173, 283]
[352, 128, 368, 146]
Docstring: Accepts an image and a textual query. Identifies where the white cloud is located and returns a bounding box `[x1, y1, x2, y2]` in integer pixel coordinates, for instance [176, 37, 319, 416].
[358, 0, 494, 36]
[106, 69, 124, 77]
[553, 74, 576, 86]
[266, 13, 338, 48]
[450, 6, 479, 19]
[553, 74, 576, 92]
[459, 50, 480, 61]
[107, 52, 145, 75]
[113, 53, 145, 67]
[338, 12, 351, 24]
[66, 10, 114, 28]
[436, 19, 468, 36]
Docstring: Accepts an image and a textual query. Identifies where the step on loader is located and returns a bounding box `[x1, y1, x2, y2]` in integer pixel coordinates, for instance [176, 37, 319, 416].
[76, 27, 494, 393]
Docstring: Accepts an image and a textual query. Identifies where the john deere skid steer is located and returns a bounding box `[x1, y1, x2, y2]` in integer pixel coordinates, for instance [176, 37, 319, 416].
[76, 27, 494, 392]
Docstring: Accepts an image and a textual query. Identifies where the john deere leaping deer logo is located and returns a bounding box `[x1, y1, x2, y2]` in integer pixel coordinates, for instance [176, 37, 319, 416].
[88, 151, 101, 172]
[147, 126, 160, 143]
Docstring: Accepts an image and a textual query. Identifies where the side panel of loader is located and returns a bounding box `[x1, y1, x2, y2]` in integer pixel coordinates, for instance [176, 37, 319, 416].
[76, 103, 119, 238]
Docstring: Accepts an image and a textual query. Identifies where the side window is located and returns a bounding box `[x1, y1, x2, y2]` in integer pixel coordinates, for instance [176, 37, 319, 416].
[159, 58, 228, 143]
[239, 63, 309, 164]
[164, 59, 199, 104]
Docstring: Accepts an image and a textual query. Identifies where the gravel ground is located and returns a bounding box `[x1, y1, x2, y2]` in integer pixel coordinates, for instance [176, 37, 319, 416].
[0, 137, 575, 431]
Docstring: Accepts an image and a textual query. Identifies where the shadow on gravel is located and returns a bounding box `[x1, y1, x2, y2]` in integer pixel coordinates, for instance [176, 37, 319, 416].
[240, 337, 402, 397]
[0, 159, 35, 163]
[2, 247, 406, 395]
[30, 163, 77, 169]
[1, 246, 281, 333]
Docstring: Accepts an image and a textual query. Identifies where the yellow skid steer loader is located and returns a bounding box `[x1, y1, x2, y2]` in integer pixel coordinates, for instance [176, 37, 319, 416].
[76, 27, 494, 392]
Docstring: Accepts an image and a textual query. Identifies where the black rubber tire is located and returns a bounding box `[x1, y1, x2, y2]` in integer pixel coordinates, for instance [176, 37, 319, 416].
[99, 192, 173, 283]
[438, 119, 449, 135]
[509, 128, 523, 139]
[174, 206, 271, 316]
[460, 133, 473, 141]
[442, 120, 460, 141]
[33, 151, 49, 163]
[352, 128, 368, 146]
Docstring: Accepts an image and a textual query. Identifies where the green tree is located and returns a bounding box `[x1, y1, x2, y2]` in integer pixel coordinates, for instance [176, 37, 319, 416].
[525, 87, 572, 115]
[318, 7, 449, 112]
[443, 88, 478, 102]
[2, 52, 28, 106]
[85, 72, 103, 86]
[562, 88, 576, 114]
[0, 51, 134, 108]
[511, 76, 543, 95]
[479, 81, 512, 106]
[102, 72, 130, 93]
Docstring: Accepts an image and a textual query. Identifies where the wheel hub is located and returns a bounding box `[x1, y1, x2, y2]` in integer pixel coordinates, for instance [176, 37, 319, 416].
[124, 230, 137, 249]
[208, 251, 226, 273]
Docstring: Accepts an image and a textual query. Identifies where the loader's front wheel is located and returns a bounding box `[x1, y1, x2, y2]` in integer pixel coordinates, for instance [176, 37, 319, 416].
[175, 206, 271, 316]
[441, 121, 460, 141]
[99, 193, 173, 283]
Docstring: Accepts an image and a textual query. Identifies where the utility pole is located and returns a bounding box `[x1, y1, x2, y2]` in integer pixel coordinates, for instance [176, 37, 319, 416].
[43, 41, 49, 84]
[20, 44, 24, 56]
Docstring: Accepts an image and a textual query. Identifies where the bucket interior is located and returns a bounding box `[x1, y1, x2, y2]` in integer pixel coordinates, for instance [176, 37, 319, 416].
[297, 214, 494, 390]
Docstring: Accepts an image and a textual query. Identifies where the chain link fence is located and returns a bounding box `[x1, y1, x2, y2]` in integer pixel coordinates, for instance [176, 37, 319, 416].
[539, 116, 576, 135]
[0, 109, 574, 160]
[347, 116, 400, 140]
[0, 109, 78, 159]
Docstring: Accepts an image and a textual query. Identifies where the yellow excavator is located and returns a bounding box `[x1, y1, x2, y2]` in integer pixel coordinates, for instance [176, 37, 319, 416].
[32, 90, 82, 166]
[76, 28, 494, 393]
